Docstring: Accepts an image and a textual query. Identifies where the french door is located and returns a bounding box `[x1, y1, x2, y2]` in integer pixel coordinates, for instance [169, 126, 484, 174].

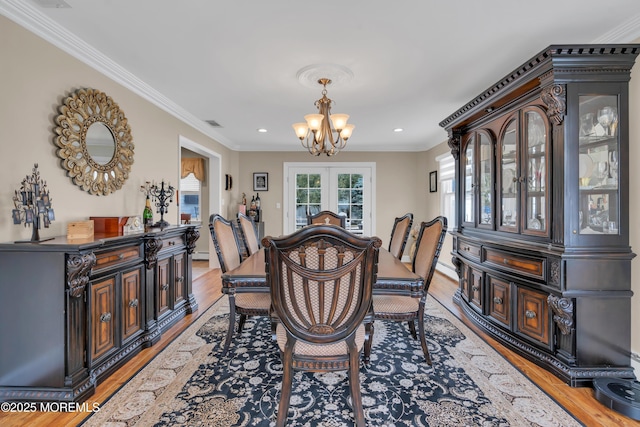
[284, 163, 375, 236]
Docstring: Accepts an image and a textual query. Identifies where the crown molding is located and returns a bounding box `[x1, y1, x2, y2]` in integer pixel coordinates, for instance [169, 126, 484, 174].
[0, 0, 236, 150]
[592, 13, 640, 43]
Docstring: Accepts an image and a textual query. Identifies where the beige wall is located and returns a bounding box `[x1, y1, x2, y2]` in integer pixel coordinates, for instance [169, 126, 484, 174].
[0, 16, 237, 243]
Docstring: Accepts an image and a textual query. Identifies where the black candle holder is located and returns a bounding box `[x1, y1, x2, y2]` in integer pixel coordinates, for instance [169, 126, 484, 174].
[12, 163, 55, 242]
[149, 180, 175, 227]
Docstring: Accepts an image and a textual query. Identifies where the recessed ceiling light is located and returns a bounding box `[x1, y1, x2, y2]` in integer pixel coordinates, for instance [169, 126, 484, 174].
[257, 128, 268, 133]
[393, 128, 404, 132]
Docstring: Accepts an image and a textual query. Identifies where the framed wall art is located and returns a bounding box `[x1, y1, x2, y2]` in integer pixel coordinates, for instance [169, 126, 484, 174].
[429, 170, 437, 193]
[253, 172, 268, 191]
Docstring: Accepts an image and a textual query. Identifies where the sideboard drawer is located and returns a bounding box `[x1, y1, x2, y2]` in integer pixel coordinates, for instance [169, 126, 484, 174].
[93, 245, 142, 272]
[484, 248, 545, 280]
[159, 235, 184, 252]
[458, 240, 481, 262]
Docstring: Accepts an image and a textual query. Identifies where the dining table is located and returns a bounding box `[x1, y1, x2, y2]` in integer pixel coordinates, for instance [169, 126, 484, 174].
[220, 246, 424, 360]
[221, 247, 424, 297]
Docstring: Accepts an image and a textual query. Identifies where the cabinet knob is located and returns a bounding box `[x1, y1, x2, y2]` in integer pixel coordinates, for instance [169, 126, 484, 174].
[162, 283, 169, 291]
[118, 253, 125, 260]
[100, 312, 112, 323]
[129, 298, 139, 308]
[472, 285, 479, 292]
[525, 310, 537, 319]
[177, 276, 184, 283]
[503, 258, 512, 266]
[493, 297, 503, 305]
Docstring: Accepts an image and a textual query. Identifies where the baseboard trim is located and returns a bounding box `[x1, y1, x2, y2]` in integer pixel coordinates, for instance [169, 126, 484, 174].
[436, 263, 458, 281]
[193, 252, 209, 261]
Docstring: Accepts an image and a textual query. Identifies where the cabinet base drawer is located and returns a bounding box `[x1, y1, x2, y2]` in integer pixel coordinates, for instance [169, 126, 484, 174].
[484, 248, 545, 280]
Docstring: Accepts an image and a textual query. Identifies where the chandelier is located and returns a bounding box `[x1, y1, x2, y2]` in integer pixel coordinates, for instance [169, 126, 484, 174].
[292, 78, 355, 156]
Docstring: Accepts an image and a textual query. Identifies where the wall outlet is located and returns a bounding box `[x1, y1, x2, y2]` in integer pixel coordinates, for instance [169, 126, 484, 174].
[276, 202, 281, 209]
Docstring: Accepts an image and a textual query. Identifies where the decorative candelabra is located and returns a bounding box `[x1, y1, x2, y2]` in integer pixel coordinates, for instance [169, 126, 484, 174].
[149, 180, 175, 227]
[12, 163, 55, 242]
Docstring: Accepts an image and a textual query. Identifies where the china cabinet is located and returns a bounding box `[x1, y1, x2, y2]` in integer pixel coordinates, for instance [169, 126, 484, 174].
[0, 225, 199, 402]
[440, 45, 639, 386]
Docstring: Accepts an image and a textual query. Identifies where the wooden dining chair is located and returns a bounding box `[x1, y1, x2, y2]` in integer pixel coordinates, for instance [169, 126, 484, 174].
[307, 210, 346, 227]
[236, 211, 260, 260]
[388, 213, 413, 259]
[263, 224, 382, 427]
[209, 214, 271, 355]
[367, 216, 447, 364]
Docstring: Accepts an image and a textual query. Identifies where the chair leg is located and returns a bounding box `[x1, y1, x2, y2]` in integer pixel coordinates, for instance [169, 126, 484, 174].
[363, 320, 374, 364]
[222, 294, 237, 356]
[417, 305, 432, 365]
[348, 343, 366, 427]
[408, 320, 417, 340]
[276, 345, 294, 427]
[237, 313, 247, 332]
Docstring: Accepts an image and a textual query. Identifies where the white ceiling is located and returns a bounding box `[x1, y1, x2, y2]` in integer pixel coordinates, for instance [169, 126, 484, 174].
[4, 0, 640, 152]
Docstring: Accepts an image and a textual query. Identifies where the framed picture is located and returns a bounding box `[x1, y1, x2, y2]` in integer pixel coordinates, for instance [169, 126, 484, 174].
[429, 170, 437, 193]
[253, 172, 268, 191]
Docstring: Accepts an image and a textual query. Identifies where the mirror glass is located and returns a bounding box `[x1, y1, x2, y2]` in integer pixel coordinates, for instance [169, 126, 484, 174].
[85, 122, 116, 165]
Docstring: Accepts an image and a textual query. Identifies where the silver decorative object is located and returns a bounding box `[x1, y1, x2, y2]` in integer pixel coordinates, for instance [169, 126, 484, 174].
[12, 163, 55, 242]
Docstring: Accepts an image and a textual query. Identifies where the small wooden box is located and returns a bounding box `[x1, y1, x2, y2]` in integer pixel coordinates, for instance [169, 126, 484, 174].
[67, 220, 94, 240]
[90, 216, 128, 234]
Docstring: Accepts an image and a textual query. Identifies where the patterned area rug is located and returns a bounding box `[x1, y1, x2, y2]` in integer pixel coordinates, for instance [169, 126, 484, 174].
[81, 297, 582, 426]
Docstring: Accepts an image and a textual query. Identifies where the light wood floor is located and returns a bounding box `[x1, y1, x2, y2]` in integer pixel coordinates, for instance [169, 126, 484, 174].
[1, 261, 638, 426]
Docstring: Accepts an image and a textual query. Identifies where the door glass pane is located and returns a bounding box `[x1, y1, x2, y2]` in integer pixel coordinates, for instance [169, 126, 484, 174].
[295, 173, 322, 230]
[578, 95, 619, 235]
[479, 132, 492, 226]
[463, 135, 475, 224]
[525, 111, 547, 232]
[500, 120, 517, 229]
[337, 173, 363, 234]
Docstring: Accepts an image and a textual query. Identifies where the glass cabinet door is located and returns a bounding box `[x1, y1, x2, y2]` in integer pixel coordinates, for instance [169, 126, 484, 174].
[523, 108, 549, 235]
[463, 135, 475, 225]
[478, 132, 493, 227]
[499, 119, 518, 231]
[578, 94, 619, 235]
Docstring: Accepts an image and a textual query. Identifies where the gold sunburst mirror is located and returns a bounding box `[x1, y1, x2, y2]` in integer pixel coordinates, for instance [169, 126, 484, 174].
[54, 88, 134, 196]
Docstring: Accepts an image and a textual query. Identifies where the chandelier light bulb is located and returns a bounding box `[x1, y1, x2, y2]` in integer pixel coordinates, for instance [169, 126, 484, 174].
[292, 123, 309, 140]
[330, 113, 349, 130]
[340, 124, 355, 140]
[304, 114, 324, 131]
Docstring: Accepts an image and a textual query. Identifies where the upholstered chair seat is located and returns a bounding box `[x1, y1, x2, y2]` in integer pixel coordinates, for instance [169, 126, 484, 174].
[276, 324, 366, 356]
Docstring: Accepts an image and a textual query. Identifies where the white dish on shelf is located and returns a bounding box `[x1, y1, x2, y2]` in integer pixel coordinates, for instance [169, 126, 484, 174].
[528, 217, 542, 230]
[579, 153, 594, 178]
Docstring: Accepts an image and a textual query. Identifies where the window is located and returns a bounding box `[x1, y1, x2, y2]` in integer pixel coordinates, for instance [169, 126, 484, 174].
[437, 153, 456, 228]
[180, 173, 201, 221]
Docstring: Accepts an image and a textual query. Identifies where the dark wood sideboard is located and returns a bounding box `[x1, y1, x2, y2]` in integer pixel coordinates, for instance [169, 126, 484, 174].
[0, 225, 200, 403]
